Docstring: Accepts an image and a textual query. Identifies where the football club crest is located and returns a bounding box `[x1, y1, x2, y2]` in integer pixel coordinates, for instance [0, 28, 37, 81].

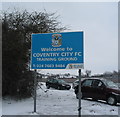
[52, 34, 62, 47]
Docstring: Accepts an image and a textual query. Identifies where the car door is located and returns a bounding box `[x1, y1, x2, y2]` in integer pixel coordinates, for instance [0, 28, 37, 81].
[81, 79, 94, 98]
[92, 80, 106, 100]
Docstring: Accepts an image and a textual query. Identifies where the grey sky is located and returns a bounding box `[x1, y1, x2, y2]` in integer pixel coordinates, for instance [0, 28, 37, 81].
[2, 2, 118, 75]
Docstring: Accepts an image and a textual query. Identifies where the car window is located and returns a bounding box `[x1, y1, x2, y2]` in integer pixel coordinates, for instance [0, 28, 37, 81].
[82, 80, 93, 87]
[93, 80, 103, 87]
[98, 82, 103, 87]
[53, 79, 58, 83]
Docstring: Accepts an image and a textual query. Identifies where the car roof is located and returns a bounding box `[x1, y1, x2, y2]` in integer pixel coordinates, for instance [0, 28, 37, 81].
[81, 77, 106, 81]
[74, 78, 104, 81]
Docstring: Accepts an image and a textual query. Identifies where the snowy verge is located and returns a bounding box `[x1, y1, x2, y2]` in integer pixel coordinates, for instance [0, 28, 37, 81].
[2, 82, 119, 115]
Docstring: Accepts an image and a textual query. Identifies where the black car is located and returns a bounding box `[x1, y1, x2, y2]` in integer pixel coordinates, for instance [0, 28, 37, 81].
[74, 78, 120, 105]
[46, 78, 71, 90]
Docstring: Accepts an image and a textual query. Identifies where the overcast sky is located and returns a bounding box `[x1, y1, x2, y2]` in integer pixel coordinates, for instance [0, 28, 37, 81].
[2, 2, 118, 75]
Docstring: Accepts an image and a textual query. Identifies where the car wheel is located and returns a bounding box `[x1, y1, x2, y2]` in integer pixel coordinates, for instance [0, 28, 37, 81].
[107, 96, 117, 105]
[46, 85, 50, 89]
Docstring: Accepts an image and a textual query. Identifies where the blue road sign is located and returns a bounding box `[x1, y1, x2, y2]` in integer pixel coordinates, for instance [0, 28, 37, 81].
[31, 31, 84, 69]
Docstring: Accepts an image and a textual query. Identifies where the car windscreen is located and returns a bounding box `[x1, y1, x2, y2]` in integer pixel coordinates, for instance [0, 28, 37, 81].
[106, 80, 118, 88]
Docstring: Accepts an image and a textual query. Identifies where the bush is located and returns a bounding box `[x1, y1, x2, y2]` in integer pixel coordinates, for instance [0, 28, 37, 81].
[2, 9, 66, 98]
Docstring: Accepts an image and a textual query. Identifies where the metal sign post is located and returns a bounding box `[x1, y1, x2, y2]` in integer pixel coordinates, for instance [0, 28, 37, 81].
[78, 69, 81, 117]
[34, 69, 37, 113]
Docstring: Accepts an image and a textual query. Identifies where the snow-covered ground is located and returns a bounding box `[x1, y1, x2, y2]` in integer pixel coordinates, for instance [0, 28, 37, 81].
[2, 82, 120, 115]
